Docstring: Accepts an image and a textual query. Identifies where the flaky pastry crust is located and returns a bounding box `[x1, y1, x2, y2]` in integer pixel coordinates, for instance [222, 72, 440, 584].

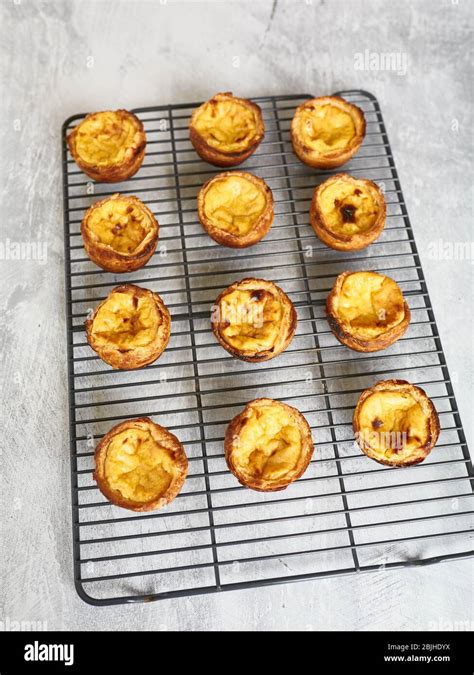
[94, 417, 188, 511]
[67, 109, 146, 182]
[197, 171, 274, 248]
[225, 398, 314, 491]
[326, 271, 410, 352]
[353, 380, 440, 467]
[85, 284, 171, 370]
[81, 193, 159, 273]
[189, 92, 265, 167]
[310, 173, 386, 251]
[291, 96, 366, 169]
[211, 278, 297, 361]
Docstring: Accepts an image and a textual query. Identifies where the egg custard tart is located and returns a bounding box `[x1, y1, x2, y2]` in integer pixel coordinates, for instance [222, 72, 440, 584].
[81, 193, 158, 273]
[212, 278, 297, 361]
[353, 380, 440, 467]
[197, 171, 274, 248]
[310, 174, 386, 251]
[189, 92, 265, 167]
[67, 110, 146, 182]
[225, 398, 314, 492]
[291, 96, 366, 169]
[94, 417, 188, 511]
[85, 284, 171, 369]
[326, 271, 410, 352]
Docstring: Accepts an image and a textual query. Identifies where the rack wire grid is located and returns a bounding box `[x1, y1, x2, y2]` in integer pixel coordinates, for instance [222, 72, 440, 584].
[62, 91, 474, 606]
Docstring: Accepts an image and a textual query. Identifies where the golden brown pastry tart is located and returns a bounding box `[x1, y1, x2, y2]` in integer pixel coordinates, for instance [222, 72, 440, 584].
[310, 173, 386, 251]
[326, 271, 410, 352]
[211, 278, 297, 361]
[197, 171, 274, 248]
[85, 284, 171, 370]
[291, 96, 366, 168]
[353, 380, 440, 467]
[189, 92, 265, 167]
[225, 398, 314, 492]
[81, 193, 158, 273]
[94, 417, 188, 511]
[67, 109, 146, 182]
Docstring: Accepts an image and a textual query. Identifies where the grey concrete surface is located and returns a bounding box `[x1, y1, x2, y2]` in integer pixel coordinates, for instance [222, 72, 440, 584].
[0, 0, 472, 631]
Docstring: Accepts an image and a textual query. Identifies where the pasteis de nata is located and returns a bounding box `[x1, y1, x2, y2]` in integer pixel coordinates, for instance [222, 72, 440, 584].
[291, 96, 366, 169]
[67, 109, 146, 182]
[353, 380, 440, 467]
[197, 171, 274, 248]
[94, 417, 188, 511]
[189, 92, 264, 167]
[85, 284, 171, 370]
[326, 271, 410, 352]
[211, 278, 297, 361]
[310, 173, 386, 251]
[225, 398, 314, 491]
[81, 193, 158, 273]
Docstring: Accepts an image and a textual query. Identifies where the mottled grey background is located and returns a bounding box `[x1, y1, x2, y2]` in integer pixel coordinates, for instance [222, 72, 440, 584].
[1, 0, 472, 631]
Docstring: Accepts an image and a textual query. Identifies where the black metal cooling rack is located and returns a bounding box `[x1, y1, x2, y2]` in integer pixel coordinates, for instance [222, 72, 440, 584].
[62, 91, 473, 606]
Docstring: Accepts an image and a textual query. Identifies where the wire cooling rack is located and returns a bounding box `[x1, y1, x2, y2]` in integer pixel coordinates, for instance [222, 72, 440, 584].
[62, 91, 473, 605]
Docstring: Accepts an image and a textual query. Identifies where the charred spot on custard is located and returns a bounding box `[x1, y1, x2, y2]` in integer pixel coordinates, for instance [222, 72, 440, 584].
[317, 177, 381, 236]
[358, 390, 429, 455]
[251, 289, 266, 301]
[340, 204, 357, 223]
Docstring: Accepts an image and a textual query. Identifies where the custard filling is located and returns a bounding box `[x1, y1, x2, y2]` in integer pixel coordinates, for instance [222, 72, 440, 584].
[232, 405, 302, 481]
[357, 390, 428, 459]
[297, 104, 356, 153]
[319, 179, 379, 236]
[74, 111, 140, 167]
[334, 273, 405, 339]
[91, 291, 160, 350]
[104, 428, 176, 502]
[87, 199, 154, 254]
[219, 289, 282, 351]
[194, 99, 259, 153]
[204, 176, 267, 236]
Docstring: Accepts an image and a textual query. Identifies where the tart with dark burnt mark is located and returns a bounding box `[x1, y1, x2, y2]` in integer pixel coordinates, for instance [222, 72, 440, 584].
[211, 278, 297, 361]
[67, 110, 146, 182]
[326, 271, 410, 352]
[94, 417, 188, 511]
[197, 171, 274, 247]
[85, 284, 171, 369]
[310, 173, 386, 251]
[353, 380, 440, 467]
[81, 193, 158, 273]
[225, 398, 314, 491]
[189, 92, 265, 167]
[291, 96, 366, 169]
